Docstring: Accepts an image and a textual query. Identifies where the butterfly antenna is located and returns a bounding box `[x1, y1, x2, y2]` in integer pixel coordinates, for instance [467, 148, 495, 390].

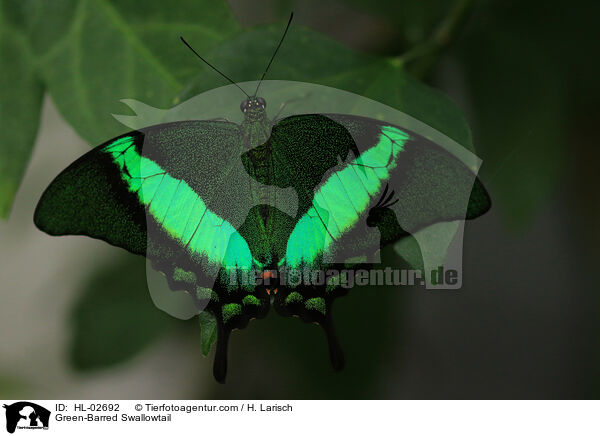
[180, 36, 250, 98]
[253, 12, 294, 97]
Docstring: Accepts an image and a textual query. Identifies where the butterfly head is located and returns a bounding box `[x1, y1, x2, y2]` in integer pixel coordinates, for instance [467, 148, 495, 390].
[366, 184, 399, 227]
[241, 97, 267, 121]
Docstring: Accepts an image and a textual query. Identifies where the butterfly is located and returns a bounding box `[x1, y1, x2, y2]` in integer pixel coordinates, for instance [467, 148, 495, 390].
[33, 14, 491, 383]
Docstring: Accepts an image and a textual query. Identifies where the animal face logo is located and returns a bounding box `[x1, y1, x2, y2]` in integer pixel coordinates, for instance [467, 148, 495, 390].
[2, 402, 50, 434]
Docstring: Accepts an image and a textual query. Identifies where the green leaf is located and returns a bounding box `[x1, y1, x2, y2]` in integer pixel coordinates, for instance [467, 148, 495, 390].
[70, 254, 174, 371]
[0, 1, 44, 217]
[198, 311, 217, 356]
[30, 0, 240, 145]
[2, 0, 79, 54]
[183, 24, 473, 149]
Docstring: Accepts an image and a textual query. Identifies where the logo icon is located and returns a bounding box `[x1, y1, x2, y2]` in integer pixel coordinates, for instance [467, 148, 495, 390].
[2, 402, 50, 434]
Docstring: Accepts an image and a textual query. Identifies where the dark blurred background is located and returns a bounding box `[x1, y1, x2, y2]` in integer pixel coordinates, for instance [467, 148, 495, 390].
[0, 0, 598, 398]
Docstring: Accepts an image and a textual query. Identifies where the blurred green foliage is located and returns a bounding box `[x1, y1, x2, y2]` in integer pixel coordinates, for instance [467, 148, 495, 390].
[0, 372, 27, 398]
[0, 1, 43, 217]
[70, 254, 173, 370]
[1, 0, 596, 397]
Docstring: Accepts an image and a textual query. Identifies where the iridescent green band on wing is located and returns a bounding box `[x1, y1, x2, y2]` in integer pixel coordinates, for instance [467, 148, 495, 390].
[284, 126, 410, 268]
[104, 136, 255, 271]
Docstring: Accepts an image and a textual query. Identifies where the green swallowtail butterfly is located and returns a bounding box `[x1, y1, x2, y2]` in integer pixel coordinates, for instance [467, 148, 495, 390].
[33, 15, 490, 383]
